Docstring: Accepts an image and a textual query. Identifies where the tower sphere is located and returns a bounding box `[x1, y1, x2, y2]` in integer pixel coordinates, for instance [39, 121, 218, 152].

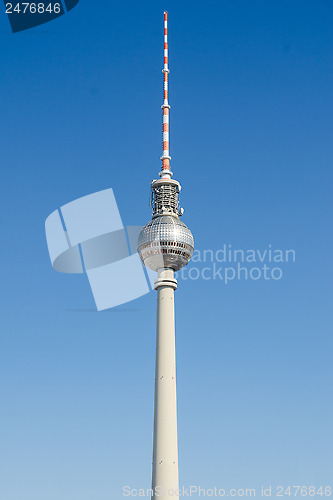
[138, 215, 194, 272]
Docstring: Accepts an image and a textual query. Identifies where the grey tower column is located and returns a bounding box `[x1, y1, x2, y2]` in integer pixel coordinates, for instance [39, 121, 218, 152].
[152, 268, 179, 499]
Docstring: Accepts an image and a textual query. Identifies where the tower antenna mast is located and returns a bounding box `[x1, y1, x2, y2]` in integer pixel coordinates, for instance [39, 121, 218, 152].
[161, 11, 172, 179]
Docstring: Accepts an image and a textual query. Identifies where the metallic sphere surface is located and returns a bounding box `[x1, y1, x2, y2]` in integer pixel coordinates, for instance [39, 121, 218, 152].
[137, 215, 194, 271]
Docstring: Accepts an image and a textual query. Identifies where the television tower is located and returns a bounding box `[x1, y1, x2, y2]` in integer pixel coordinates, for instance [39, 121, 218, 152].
[138, 12, 194, 499]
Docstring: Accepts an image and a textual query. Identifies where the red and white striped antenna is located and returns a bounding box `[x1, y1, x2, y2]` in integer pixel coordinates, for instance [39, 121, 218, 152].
[160, 11, 172, 179]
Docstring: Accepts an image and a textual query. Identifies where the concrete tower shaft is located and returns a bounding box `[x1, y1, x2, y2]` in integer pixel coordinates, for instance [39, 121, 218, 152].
[152, 268, 179, 498]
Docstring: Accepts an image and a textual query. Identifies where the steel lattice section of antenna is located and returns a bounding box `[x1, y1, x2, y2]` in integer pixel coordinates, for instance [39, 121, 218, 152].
[161, 11, 171, 179]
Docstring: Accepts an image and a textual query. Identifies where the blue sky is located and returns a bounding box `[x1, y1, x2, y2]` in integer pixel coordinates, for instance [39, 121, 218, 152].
[0, 1, 332, 499]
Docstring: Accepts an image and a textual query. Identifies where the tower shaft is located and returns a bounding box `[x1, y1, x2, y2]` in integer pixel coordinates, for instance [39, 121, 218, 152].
[137, 12, 194, 499]
[152, 268, 179, 499]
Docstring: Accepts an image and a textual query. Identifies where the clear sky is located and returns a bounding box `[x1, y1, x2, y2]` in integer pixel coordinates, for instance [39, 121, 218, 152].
[0, 1, 332, 499]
